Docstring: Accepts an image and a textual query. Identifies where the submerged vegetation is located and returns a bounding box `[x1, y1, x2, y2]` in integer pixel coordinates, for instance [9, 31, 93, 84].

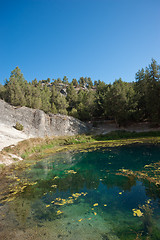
[1, 131, 160, 196]
[1, 136, 160, 239]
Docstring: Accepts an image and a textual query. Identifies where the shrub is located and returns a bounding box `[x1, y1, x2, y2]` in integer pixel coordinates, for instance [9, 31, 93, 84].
[14, 122, 24, 131]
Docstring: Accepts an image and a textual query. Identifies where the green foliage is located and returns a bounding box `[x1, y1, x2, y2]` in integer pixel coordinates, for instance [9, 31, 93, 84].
[78, 77, 93, 88]
[1, 59, 160, 125]
[94, 130, 160, 141]
[0, 164, 5, 169]
[62, 76, 68, 84]
[72, 78, 78, 87]
[14, 122, 24, 131]
[135, 59, 160, 123]
[66, 83, 77, 110]
[56, 94, 68, 115]
[69, 108, 79, 118]
[5, 67, 26, 106]
[40, 85, 51, 112]
[0, 84, 6, 99]
[94, 81, 109, 117]
[106, 79, 136, 126]
[76, 90, 96, 121]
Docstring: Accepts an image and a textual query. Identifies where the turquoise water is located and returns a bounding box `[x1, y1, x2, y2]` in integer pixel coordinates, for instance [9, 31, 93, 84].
[1, 144, 160, 239]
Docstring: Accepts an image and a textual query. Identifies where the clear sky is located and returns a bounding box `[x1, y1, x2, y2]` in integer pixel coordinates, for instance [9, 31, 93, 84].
[0, 0, 160, 84]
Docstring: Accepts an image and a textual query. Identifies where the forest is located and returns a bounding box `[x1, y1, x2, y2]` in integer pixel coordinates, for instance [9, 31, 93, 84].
[0, 59, 160, 126]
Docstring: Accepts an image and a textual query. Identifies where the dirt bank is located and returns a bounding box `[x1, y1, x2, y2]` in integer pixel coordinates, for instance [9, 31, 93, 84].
[91, 121, 160, 135]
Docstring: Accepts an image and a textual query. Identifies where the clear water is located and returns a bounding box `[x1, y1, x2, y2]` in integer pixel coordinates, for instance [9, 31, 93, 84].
[1, 144, 160, 240]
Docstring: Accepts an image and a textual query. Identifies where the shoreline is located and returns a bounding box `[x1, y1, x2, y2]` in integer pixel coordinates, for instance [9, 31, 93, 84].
[1, 121, 160, 166]
[0, 123, 31, 152]
[1, 121, 160, 151]
[0, 123, 31, 166]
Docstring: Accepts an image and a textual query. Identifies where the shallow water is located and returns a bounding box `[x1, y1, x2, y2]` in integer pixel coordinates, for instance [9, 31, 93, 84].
[1, 144, 160, 239]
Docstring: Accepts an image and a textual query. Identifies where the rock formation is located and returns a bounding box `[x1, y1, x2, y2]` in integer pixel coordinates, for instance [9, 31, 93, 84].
[0, 100, 88, 138]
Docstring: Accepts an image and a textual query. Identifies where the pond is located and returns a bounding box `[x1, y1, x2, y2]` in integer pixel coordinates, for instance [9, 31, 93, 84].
[1, 144, 160, 239]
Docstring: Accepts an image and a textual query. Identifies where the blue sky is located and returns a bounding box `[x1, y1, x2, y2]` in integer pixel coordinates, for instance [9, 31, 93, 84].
[0, 0, 160, 84]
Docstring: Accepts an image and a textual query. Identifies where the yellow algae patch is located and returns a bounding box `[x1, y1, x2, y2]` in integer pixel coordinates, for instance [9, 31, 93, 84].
[72, 193, 81, 198]
[144, 165, 150, 168]
[54, 197, 73, 206]
[67, 199, 74, 204]
[65, 170, 77, 174]
[78, 219, 83, 222]
[132, 209, 143, 217]
[51, 192, 87, 207]
[94, 212, 97, 215]
[54, 202, 61, 205]
[27, 181, 37, 186]
[46, 205, 50, 208]
[57, 210, 63, 215]
[120, 169, 128, 172]
[93, 203, 98, 207]
[82, 192, 87, 196]
[21, 186, 27, 190]
[72, 192, 87, 198]
[16, 179, 20, 181]
[147, 199, 151, 204]
[52, 176, 59, 180]
[55, 197, 62, 201]
[104, 204, 107, 206]
[51, 185, 57, 188]
[4, 197, 15, 202]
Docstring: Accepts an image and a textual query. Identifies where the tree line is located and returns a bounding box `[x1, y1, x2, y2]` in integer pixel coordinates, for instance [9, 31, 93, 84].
[0, 59, 160, 126]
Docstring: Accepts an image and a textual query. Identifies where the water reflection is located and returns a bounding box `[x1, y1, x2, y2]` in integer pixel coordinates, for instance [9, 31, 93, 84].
[1, 144, 160, 240]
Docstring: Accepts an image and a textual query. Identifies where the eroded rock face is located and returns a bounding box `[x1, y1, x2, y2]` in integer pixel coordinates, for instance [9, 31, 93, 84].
[0, 100, 88, 137]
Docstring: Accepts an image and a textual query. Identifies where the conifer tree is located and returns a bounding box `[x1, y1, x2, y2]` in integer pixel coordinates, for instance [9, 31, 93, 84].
[72, 78, 78, 87]
[31, 84, 42, 109]
[50, 85, 58, 113]
[66, 83, 77, 111]
[5, 66, 26, 106]
[41, 85, 51, 112]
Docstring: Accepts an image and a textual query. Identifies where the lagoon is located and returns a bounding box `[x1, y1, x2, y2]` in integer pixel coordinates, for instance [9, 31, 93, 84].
[1, 144, 160, 239]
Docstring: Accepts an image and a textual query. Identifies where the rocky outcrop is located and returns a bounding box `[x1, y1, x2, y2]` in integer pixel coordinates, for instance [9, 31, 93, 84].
[0, 100, 88, 137]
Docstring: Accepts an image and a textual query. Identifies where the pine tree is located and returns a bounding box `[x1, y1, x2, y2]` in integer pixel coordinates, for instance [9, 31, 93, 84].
[146, 59, 160, 122]
[0, 84, 6, 100]
[31, 86, 42, 109]
[5, 67, 26, 106]
[41, 85, 51, 112]
[62, 76, 68, 84]
[72, 78, 78, 87]
[66, 83, 77, 111]
[50, 85, 58, 113]
[56, 94, 68, 115]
